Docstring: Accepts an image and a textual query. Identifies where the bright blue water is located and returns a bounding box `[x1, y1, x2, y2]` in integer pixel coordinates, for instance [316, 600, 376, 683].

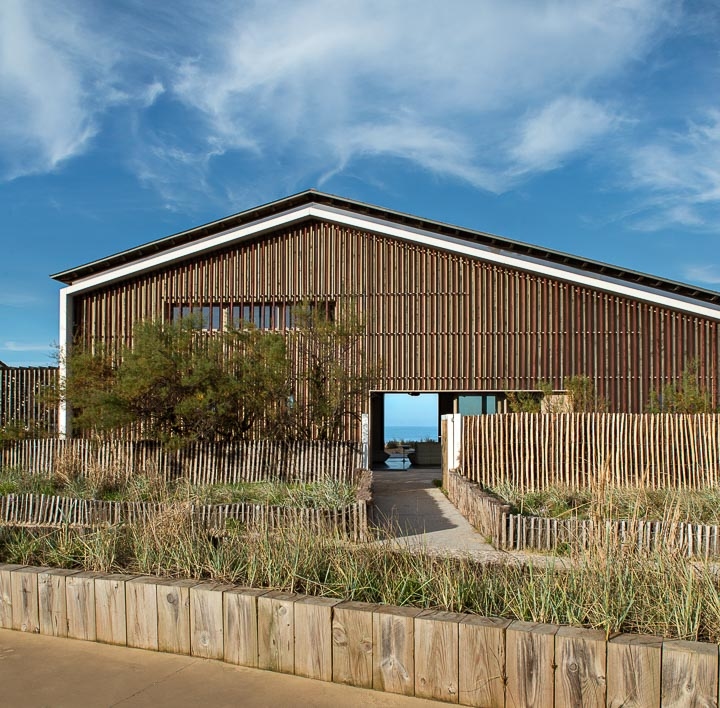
[384, 424, 439, 444]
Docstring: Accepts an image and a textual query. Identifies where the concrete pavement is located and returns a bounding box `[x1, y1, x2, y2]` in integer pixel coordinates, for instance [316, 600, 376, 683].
[0, 629, 441, 708]
[371, 468, 498, 556]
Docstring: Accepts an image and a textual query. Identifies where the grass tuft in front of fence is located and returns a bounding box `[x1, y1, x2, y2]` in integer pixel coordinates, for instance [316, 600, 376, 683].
[3, 517, 720, 642]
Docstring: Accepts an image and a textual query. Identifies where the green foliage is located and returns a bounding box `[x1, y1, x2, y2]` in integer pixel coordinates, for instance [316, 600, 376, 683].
[61, 305, 375, 442]
[0, 420, 49, 447]
[647, 358, 715, 413]
[288, 304, 377, 440]
[505, 390, 543, 413]
[564, 375, 607, 412]
[64, 317, 291, 442]
[506, 376, 606, 413]
[0, 464, 355, 508]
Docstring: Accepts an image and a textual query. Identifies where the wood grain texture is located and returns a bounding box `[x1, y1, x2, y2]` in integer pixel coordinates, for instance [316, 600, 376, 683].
[0, 564, 24, 629]
[70, 219, 720, 418]
[65, 572, 98, 641]
[258, 591, 297, 674]
[554, 626, 606, 708]
[294, 596, 340, 682]
[661, 639, 718, 708]
[606, 634, 662, 708]
[126, 577, 158, 650]
[190, 582, 233, 660]
[414, 610, 462, 703]
[95, 574, 135, 645]
[372, 605, 421, 696]
[224, 587, 265, 667]
[156, 579, 197, 655]
[11, 566, 44, 633]
[458, 615, 510, 708]
[38, 568, 76, 637]
[505, 621, 557, 708]
[332, 601, 377, 688]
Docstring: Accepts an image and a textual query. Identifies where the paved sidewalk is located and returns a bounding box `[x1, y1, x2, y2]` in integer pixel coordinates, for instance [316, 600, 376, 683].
[371, 468, 499, 557]
[0, 629, 440, 708]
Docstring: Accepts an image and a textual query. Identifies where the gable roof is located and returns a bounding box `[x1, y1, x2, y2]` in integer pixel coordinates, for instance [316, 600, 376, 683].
[51, 189, 720, 319]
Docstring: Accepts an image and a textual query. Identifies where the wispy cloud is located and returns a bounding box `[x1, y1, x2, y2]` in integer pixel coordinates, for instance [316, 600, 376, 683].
[683, 264, 720, 285]
[1, 0, 693, 213]
[626, 111, 720, 230]
[2, 341, 52, 353]
[510, 97, 621, 175]
[0, 0, 163, 180]
[0, 292, 41, 307]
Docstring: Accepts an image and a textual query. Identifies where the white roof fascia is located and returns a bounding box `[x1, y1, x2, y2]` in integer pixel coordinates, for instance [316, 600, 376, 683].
[59, 202, 720, 322]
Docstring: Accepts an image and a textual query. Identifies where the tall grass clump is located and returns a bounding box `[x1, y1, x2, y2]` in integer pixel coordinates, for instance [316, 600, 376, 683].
[2, 515, 720, 643]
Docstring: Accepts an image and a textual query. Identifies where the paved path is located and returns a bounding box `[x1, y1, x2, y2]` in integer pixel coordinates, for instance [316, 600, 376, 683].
[0, 629, 440, 708]
[371, 468, 498, 557]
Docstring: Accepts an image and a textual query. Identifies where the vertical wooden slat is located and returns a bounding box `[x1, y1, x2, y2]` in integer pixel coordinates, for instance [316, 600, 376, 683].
[257, 591, 297, 674]
[294, 596, 340, 682]
[11, 566, 44, 633]
[458, 615, 510, 708]
[331, 601, 377, 689]
[606, 634, 661, 708]
[661, 639, 718, 708]
[554, 626, 606, 708]
[126, 577, 159, 651]
[505, 621, 557, 708]
[223, 587, 265, 667]
[372, 605, 421, 696]
[95, 573, 135, 646]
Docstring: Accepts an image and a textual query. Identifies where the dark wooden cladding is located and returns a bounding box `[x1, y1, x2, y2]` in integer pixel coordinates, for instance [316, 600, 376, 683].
[0, 366, 57, 433]
[72, 220, 720, 412]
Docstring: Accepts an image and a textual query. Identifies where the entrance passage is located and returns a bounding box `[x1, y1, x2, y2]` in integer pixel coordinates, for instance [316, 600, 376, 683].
[370, 392, 442, 468]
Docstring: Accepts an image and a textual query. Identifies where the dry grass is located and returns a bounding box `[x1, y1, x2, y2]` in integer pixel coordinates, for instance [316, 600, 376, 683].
[2, 516, 720, 642]
[490, 482, 720, 524]
[0, 465, 355, 508]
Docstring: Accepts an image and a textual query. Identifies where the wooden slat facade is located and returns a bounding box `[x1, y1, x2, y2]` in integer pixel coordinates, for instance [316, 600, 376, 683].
[0, 366, 57, 434]
[71, 220, 720, 415]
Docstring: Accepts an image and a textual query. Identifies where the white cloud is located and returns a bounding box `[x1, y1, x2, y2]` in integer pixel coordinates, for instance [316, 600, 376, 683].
[164, 0, 673, 196]
[683, 264, 720, 285]
[2, 341, 52, 353]
[627, 111, 720, 230]
[510, 97, 620, 174]
[0, 0, 164, 180]
[0, 0, 684, 204]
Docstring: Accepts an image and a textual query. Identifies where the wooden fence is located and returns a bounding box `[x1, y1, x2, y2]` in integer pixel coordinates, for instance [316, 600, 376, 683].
[462, 412, 720, 491]
[0, 366, 57, 434]
[447, 470, 720, 558]
[1, 438, 363, 484]
[0, 490, 370, 542]
[2, 563, 718, 705]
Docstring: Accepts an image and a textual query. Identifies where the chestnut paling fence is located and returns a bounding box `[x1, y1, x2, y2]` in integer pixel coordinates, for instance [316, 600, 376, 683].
[461, 412, 720, 492]
[0, 489, 371, 542]
[447, 413, 720, 557]
[0, 440, 370, 540]
[1, 438, 363, 484]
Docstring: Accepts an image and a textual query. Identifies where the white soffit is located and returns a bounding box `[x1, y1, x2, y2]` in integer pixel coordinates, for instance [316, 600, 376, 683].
[61, 202, 720, 321]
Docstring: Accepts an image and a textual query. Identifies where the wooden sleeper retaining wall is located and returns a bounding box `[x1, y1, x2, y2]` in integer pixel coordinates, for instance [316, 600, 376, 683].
[1, 562, 719, 706]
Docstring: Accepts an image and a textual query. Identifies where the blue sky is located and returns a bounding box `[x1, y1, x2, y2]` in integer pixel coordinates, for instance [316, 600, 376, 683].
[2, 1, 720, 367]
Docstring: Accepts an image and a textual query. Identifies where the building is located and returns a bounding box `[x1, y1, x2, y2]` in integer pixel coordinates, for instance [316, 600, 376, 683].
[52, 190, 720, 456]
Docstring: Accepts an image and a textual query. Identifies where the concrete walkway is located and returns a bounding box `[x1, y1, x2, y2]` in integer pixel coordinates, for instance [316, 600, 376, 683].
[371, 467, 499, 557]
[0, 629, 440, 708]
